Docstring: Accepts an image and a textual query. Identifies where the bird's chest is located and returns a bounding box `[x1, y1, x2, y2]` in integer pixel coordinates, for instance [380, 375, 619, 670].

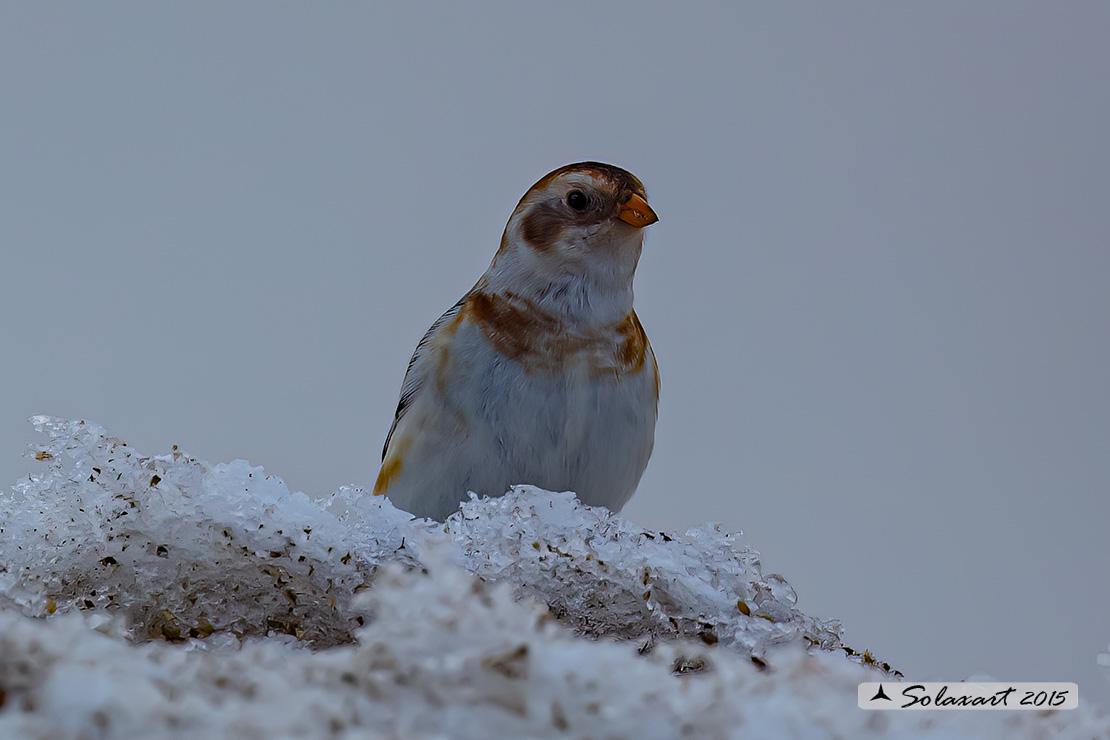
[441, 320, 656, 457]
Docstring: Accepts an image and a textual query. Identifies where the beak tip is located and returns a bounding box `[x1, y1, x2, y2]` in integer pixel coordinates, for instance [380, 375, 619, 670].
[618, 193, 659, 228]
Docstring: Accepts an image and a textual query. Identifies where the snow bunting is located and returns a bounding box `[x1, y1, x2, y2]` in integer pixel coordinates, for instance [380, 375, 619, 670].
[375, 162, 659, 521]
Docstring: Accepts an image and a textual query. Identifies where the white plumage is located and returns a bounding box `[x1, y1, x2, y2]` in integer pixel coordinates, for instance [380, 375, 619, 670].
[375, 162, 659, 521]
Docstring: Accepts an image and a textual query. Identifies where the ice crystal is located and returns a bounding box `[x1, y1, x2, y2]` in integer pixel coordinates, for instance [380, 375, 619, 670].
[1, 417, 1104, 739]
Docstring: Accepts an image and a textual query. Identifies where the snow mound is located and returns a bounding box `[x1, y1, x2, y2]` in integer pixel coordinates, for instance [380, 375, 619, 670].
[1, 417, 1104, 738]
[1, 417, 422, 646]
[1, 416, 837, 659]
[446, 492, 841, 661]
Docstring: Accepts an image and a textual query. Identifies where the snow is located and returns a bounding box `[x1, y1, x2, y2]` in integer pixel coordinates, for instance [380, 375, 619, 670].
[0, 416, 1105, 739]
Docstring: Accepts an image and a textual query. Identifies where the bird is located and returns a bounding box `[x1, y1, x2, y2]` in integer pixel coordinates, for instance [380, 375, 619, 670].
[374, 162, 660, 521]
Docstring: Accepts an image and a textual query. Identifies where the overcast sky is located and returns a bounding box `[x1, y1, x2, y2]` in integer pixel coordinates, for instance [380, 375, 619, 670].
[3, 2, 1108, 705]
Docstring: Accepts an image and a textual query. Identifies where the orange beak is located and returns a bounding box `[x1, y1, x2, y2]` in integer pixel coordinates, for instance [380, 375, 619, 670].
[617, 193, 659, 228]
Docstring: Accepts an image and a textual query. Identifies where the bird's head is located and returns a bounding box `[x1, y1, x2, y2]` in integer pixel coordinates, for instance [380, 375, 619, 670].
[486, 162, 658, 313]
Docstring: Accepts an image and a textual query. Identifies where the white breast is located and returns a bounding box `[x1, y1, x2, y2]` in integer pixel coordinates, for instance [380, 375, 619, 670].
[381, 318, 658, 521]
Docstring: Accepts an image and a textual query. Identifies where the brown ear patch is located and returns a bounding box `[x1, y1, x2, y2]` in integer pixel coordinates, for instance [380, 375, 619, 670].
[520, 202, 565, 251]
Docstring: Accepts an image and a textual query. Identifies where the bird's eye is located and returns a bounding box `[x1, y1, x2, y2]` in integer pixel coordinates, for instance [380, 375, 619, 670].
[566, 190, 589, 211]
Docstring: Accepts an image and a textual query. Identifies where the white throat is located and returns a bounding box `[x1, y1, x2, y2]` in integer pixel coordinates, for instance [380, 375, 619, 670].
[481, 224, 644, 326]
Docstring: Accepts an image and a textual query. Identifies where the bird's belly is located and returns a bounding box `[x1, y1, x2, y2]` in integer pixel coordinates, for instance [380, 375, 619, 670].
[474, 361, 656, 506]
[394, 329, 657, 519]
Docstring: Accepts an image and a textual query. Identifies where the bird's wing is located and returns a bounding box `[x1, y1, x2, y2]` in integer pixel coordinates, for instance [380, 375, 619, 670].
[381, 294, 468, 460]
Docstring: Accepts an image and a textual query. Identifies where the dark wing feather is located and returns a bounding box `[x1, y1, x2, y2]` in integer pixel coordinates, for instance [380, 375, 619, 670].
[381, 294, 468, 460]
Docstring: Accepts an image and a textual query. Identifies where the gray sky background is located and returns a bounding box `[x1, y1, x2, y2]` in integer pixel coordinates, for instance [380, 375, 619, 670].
[3, 3, 1108, 703]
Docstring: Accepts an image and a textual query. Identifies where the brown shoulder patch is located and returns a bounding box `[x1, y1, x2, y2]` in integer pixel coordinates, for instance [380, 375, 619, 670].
[616, 311, 649, 373]
[465, 291, 562, 362]
[465, 292, 652, 378]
